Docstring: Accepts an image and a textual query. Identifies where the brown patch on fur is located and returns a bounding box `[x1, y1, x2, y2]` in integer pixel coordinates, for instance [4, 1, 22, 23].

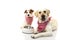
[24, 10, 28, 13]
[29, 9, 34, 14]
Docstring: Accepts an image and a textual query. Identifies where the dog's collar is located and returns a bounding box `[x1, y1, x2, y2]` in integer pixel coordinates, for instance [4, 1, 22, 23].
[37, 17, 51, 32]
[25, 16, 33, 25]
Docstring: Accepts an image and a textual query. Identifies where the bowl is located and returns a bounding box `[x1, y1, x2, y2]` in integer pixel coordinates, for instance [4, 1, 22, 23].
[22, 26, 34, 34]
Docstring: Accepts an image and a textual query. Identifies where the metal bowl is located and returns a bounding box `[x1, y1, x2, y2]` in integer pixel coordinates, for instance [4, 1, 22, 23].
[22, 26, 34, 34]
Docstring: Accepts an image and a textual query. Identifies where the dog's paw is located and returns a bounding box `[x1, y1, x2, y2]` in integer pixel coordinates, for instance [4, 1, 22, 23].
[31, 35, 35, 39]
[34, 33, 38, 34]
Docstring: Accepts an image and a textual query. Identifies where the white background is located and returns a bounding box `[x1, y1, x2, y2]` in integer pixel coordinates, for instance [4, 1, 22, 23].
[0, 0, 60, 40]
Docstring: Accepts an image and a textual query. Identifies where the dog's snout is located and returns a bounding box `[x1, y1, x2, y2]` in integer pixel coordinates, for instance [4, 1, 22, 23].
[41, 15, 45, 21]
[28, 14, 29, 16]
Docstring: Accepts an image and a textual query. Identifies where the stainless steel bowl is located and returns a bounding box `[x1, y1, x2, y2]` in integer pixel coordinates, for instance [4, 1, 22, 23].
[22, 26, 34, 34]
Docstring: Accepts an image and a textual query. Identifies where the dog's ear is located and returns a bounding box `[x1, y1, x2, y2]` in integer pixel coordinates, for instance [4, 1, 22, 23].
[47, 9, 50, 16]
[24, 10, 28, 13]
[34, 11, 38, 17]
[29, 9, 34, 13]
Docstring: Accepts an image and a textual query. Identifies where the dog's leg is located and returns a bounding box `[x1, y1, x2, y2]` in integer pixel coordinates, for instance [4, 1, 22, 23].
[31, 23, 52, 38]
[31, 32, 52, 38]
[20, 21, 27, 29]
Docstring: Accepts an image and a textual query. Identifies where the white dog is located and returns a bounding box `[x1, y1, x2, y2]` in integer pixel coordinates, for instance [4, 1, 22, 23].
[31, 9, 57, 38]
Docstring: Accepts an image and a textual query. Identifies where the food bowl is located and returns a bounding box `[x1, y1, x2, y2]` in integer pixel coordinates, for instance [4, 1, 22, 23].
[22, 26, 34, 34]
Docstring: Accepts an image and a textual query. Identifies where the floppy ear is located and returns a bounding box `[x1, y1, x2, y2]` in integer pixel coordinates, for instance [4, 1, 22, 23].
[47, 9, 50, 13]
[34, 11, 38, 17]
[24, 10, 27, 13]
[47, 9, 50, 16]
[30, 9, 34, 12]
[29, 9, 34, 13]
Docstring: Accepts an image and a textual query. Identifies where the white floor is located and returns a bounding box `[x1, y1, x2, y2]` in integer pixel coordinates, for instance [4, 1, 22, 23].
[23, 31, 56, 40]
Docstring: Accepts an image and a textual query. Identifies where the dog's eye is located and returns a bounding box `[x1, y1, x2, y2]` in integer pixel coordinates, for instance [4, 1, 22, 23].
[39, 12, 41, 14]
[43, 11, 46, 13]
[24, 10, 28, 13]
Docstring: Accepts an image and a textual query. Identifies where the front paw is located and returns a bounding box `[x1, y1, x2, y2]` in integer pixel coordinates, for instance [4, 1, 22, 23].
[34, 33, 38, 34]
[31, 35, 36, 39]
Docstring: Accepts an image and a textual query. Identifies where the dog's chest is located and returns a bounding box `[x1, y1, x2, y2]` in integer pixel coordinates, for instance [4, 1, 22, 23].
[37, 18, 51, 32]
[25, 16, 33, 25]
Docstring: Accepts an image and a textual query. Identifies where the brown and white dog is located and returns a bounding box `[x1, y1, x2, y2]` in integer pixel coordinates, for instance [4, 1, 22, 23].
[31, 9, 57, 38]
[21, 9, 34, 29]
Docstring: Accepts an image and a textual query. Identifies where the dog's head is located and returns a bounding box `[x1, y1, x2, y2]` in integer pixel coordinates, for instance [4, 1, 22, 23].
[24, 9, 34, 17]
[34, 9, 50, 21]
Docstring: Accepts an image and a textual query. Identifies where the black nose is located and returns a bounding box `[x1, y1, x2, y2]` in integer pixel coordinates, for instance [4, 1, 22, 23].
[41, 15, 45, 21]
[28, 14, 29, 16]
[41, 15, 45, 18]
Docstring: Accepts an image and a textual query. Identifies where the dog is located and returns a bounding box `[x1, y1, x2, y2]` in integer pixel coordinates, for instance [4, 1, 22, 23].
[31, 9, 57, 38]
[21, 9, 34, 29]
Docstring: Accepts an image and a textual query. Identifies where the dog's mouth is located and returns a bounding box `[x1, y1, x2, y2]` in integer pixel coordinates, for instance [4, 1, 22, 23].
[41, 15, 46, 21]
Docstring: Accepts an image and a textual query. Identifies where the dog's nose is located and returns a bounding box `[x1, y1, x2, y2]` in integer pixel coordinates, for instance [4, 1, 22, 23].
[28, 14, 29, 16]
[41, 15, 45, 18]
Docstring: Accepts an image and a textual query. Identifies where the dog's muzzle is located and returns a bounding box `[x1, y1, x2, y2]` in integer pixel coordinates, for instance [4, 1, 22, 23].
[41, 15, 46, 21]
